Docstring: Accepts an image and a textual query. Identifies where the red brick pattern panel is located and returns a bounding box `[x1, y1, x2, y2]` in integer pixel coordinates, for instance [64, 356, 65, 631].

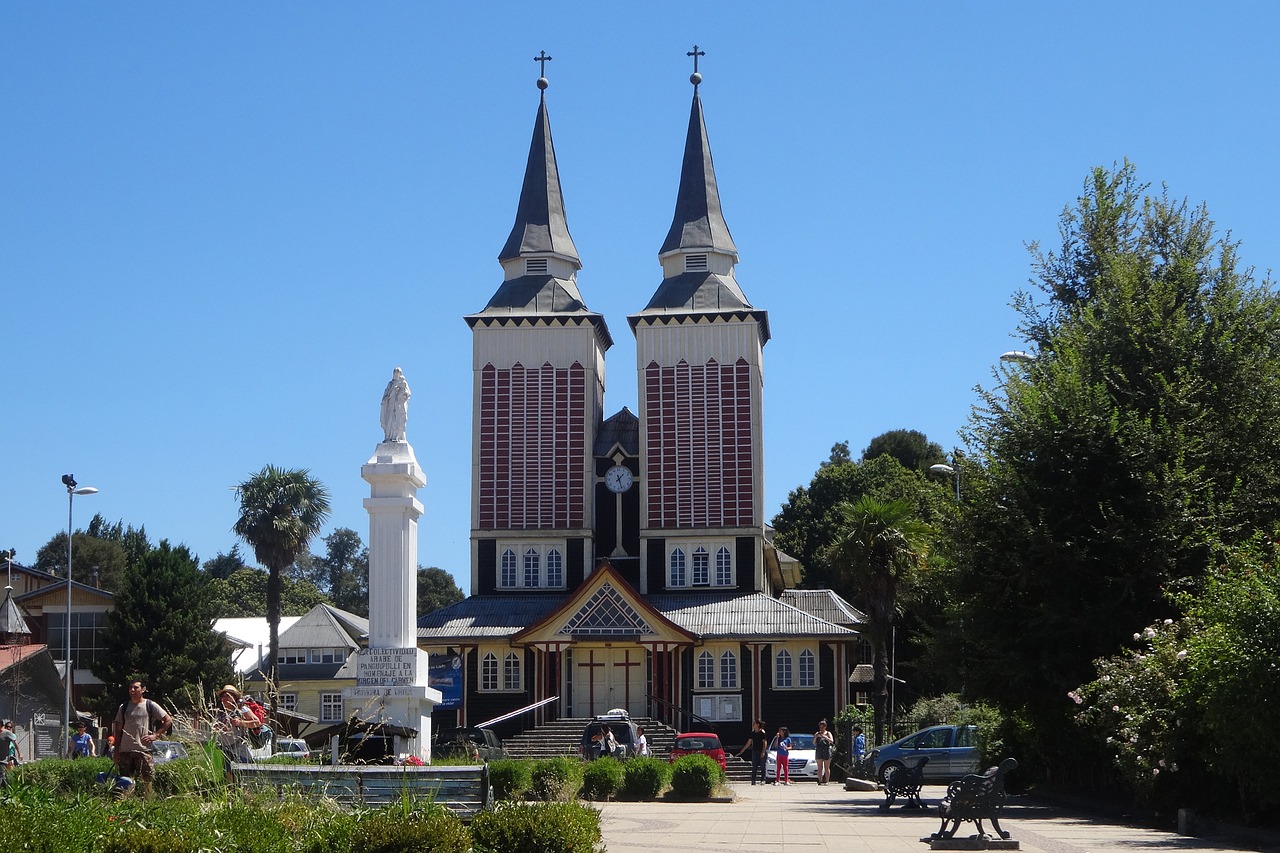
[644, 357, 755, 529]
[479, 361, 587, 529]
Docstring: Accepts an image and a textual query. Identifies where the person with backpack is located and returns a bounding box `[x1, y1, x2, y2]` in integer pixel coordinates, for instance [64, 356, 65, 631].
[214, 684, 259, 779]
[111, 679, 172, 797]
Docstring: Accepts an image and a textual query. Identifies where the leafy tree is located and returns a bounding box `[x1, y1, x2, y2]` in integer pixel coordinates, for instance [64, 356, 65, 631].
[861, 429, 946, 473]
[232, 466, 331, 691]
[202, 544, 249, 580]
[822, 441, 852, 467]
[947, 161, 1280, 784]
[823, 496, 931, 744]
[85, 514, 152, 568]
[205, 567, 328, 618]
[34, 532, 127, 591]
[418, 566, 465, 615]
[93, 541, 234, 715]
[314, 527, 369, 616]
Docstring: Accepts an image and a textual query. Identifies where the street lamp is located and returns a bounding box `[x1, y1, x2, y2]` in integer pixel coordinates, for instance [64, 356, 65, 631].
[929, 462, 960, 500]
[1000, 350, 1035, 364]
[62, 474, 98, 757]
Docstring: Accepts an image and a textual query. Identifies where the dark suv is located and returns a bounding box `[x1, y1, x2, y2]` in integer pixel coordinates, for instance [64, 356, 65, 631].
[434, 727, 508, 762]
[579, 712, 639, 759]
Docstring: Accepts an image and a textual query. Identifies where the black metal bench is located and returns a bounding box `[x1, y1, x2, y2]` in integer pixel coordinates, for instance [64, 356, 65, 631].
[927, 758, 1018, 842]
[233, 763, 493, 820]
[880, 756, 929, 809]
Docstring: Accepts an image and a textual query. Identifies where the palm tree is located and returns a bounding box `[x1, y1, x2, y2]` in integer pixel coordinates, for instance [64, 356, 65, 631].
[824, 495, 931, 747]
[233, 466, 331, 699]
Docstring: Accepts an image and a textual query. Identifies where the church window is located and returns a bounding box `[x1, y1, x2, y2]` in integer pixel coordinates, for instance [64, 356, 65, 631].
[775, 650, 793, 688]
[715, 547, 732, 585]
[523, 548, 540, 587]
[500, 549, 517, 588]
[697, 651, 715, 689]
[692, 547, 709, 585]
[504, 652, 522, 691]
[546, 548, 563, 588]
[669, 548, 687, 587]
[720, 650, 738, 688]
[481, 652, 499, 691]
[799, 648, 816, 687]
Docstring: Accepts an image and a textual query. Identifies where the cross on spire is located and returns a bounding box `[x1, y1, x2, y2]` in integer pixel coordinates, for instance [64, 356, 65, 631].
[535, 50, 553, 77]
[687, 44, 705, 87]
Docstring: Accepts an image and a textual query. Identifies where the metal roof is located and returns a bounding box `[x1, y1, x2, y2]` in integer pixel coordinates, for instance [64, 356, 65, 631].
[498, 94, 580, 266]
[658, 90, 737, 259]
[278, 604, 367, 650]
[418, 596, 564, 640]
[780, 589, 867, 628]
[0, 589, 32, 636]
[595, 407, 639, 457]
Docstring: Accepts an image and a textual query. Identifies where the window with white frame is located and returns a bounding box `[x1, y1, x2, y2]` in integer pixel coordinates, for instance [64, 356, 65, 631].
[697, 651, 715, 689]
[311, 648, 346, 664]
[278, 648, 306, 665]
[498, 542, 567, 589]
[320, 693, 343, 722]
[504, 652, 522, 691]
[666, 541, 734, 588]
[720, 650, 738, 688]
[481, 652, 499, 691]
[799, 648, 816, 687]
[279, 693, 297, 712]
[775, 649, 793, 688]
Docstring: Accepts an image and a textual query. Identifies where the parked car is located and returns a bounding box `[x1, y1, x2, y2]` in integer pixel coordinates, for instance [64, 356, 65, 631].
[150, 740, 188, 764]
[579, 711, 639, 759]
[274, 737, 312, 759]
[669, 732, 726, 770]
[434, 727, 508, 761]
[870, 724, 980, 783]
[766, 733, 817, 781]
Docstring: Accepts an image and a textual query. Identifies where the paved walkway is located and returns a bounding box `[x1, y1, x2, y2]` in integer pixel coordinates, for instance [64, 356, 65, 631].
[596, 782, 1280, 853]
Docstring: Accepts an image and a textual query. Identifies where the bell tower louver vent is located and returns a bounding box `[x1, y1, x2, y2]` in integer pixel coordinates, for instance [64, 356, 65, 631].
[684, 254, 709, 273]
[525, 258, 549, 275]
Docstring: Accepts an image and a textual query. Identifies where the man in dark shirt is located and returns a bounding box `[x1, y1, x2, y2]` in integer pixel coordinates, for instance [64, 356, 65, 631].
[737, 719, 769, 785]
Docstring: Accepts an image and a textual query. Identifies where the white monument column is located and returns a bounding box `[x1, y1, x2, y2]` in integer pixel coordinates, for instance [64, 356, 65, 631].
[349, 367, 442, 761]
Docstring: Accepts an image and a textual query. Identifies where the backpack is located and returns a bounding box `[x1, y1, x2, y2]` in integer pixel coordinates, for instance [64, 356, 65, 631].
[243, 698, 267, 728]
[242, 699, 271, 749]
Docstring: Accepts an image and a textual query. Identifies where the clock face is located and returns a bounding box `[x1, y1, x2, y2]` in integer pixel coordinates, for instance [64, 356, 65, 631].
[605, 465, 634, 494]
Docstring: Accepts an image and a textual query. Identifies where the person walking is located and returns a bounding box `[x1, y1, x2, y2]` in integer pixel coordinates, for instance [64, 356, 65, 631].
[852, 725, 867, 775]
[635, 726, 650, 757]
[814, 719, 835, 784]
[737, 719, 769, 785]
[111, 679, 172, 798]
[772, 727, 793, 785]
[68, 719, 96, 759]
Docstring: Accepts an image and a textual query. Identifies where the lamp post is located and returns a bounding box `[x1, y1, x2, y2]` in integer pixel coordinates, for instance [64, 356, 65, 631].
[61, 474, 98, 757]
[929, 461, 960, 500]
[1000, 350, 1035, 364]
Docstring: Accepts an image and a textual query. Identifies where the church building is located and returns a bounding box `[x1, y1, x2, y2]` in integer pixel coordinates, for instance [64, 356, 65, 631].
[419, 58, 862, 747]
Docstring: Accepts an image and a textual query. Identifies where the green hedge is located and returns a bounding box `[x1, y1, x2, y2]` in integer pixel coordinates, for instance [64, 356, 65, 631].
[669, 754, 723, 798]
[528, 756, 583, 802]
[471, 801, 601, 853]
[620, 756, 671, 800]
[488, 758, 533, 801]
[579, 756, 624, 800]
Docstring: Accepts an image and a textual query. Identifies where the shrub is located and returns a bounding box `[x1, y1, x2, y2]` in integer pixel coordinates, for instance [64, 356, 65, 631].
[669, 754, 722, 798]
[579, 756, 623, 800]
[471, 801, 601, 853]
[528, 756, 582, 802]
[488, 758, 532, 801]
[351, 803, 470, 853]
[620, 756, 670, 799]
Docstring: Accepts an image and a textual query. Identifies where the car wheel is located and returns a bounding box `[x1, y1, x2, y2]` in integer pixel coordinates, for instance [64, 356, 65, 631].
[878, 761, 904, 784]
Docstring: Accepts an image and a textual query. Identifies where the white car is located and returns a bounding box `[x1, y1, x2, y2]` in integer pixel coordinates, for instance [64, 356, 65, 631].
[150, 740, 189, 764]
[274, 737, 311, 759]
[766, 733, 817, 781]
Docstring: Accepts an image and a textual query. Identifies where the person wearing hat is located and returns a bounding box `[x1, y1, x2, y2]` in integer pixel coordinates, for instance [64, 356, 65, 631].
[214, 684, 258, 780]
[68, 719, 96, 759]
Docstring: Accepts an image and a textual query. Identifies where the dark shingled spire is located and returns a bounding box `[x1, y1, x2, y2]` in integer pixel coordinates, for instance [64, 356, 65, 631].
[659, 90, 738, 259]
[499, 92, 581, 266]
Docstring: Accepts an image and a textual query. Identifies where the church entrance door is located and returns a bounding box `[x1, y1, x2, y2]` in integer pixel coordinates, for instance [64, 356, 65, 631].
[571, 646, 646, 717]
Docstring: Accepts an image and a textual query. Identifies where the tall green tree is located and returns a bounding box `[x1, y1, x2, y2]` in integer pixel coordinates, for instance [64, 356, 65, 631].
[202, 544, 249, 580]
[34, 532, 127, 592]
[861, 429, 947, 473]
[948, 162, 1280, 773]
[93, 541, 234, 714]
[314, 528, 370, 617]
[823, 496, 931, 745]
[418, 566, 465, 615]
[233, 466, 331, 692]
[205, 566, 328, 618]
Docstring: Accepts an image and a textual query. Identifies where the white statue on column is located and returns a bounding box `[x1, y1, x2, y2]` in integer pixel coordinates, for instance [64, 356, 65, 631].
[380, 367, 411, 443]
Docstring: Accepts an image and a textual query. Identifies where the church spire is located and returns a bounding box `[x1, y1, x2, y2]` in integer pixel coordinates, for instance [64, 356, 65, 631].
[498, 52, 581, 268]
[658, 46, 738, 260]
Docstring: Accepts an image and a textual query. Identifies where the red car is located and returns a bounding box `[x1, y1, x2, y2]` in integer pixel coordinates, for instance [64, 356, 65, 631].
[669, 732, 726, 770]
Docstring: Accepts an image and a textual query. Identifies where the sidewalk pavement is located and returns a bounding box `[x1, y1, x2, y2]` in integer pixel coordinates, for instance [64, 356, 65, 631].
[595, 781, 1280, 853]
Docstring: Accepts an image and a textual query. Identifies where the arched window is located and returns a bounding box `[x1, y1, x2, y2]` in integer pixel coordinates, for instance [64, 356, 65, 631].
[719, 650, 738, 688]
[775, 649, 793, 688]
[692, 547, 710, 585]
[500, 549, 517, 588]
[669, 548, 687, 587]
[799, 648, 816, 687]
[697, 651, 715, 689]
[715, 546, 733, 586]
[523, 548, 540, 587]
[546, 548, 563, 588]
[504, 652, 522, 691]
[481, 652, 499, 691]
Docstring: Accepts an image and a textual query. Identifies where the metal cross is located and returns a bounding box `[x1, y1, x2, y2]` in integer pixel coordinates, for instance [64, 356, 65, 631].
[534, 50, 553, 76]
[687, 45, 705, 74]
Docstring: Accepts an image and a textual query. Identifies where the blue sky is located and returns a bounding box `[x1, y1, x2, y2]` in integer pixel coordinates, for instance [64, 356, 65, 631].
[4, 2, 1278, 594]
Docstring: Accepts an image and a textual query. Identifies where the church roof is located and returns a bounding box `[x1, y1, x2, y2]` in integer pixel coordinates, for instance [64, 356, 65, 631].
[498, 92, 580, 267]
[780, 589, 866, 628]
[0, 588, 32, 636]
[417, 590, 856, 643]
[659, 89, 737, 259]
[595, 407, 639, 457]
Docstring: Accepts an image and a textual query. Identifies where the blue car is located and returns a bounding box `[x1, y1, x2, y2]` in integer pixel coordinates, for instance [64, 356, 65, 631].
[870, 725, 980, 783]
